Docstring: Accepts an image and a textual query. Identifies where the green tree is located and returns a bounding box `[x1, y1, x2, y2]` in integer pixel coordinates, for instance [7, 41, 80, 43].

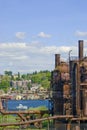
[0, 75, 10, 93]
[27, 82, 31, 90]
[4, 70, 12, 76]
[21, 74, 27, 80]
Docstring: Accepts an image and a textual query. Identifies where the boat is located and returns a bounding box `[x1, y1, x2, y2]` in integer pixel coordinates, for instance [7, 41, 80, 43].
[16, 104, 28, 110]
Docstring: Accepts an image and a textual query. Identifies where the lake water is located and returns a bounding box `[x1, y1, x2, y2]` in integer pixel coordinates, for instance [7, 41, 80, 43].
[7, 99, 49, 111]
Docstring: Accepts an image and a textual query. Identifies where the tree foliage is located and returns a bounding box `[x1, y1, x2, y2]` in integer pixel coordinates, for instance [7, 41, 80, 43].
[4, 71, 12, 76]
[0, 75, 10, 93]
[30, 71, 51, 89]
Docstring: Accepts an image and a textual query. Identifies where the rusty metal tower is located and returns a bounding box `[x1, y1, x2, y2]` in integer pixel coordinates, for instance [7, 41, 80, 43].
[51, 40, 87, 130]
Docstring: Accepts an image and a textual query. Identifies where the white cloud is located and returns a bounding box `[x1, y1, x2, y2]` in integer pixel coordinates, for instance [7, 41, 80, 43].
[37, 32, 51, 38]
[0, 41, 87, 74]
[13, 55, 28, 60]
[0, 42, 26, 49]
[40, 46, 72, 54]
[15, 32, 26, 39]
[75, 30, 87, 37]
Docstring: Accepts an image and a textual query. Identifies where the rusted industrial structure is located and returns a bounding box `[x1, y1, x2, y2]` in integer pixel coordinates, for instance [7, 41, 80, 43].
[51, 40, 87, 129]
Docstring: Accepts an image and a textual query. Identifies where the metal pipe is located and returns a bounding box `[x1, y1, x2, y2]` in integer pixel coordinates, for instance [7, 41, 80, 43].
[78, 40, 84, 60]
[55, 54, 60, 68]
[0, 115, 73, 127]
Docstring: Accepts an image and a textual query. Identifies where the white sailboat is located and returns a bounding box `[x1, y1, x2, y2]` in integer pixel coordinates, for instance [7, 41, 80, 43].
[16, 104, 28, 110]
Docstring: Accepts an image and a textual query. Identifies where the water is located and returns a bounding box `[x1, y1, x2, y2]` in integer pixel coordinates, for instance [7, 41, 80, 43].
[7, 99, 49, 111]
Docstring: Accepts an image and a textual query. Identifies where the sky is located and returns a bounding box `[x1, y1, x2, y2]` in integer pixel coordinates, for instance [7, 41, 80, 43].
[0, 0, 87, 74]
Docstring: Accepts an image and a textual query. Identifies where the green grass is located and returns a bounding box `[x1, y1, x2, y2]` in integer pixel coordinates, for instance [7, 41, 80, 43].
[29, 106, 48, 111]
[0, 106, 50, 129]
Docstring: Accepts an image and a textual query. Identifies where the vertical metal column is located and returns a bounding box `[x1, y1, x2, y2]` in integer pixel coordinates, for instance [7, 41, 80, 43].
[78, 40, 83, 61]
[55, 54, 60, 68]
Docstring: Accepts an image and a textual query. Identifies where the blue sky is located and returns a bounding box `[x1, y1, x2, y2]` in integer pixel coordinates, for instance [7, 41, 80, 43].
[0, 0, 87, 74]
